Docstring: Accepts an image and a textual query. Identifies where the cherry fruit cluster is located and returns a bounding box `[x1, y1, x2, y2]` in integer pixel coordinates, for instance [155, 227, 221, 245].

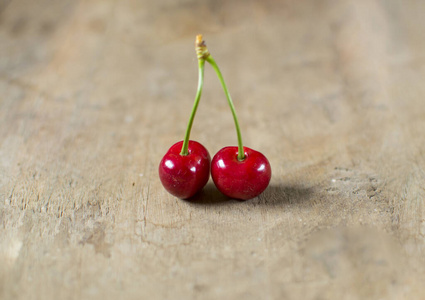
[159, 35, 271, 200]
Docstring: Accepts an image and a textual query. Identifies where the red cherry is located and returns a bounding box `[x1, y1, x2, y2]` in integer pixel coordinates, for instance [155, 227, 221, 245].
[159, 140, 211, 199]
[211, 146, 271, 200]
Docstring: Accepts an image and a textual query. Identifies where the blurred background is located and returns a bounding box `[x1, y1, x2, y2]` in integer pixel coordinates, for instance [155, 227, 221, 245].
[1, 0, 425, 299]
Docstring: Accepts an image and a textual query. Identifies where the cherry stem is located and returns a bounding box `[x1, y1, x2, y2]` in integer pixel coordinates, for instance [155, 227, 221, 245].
[205, 55, 245, 161]
[180, 39, 206, 156]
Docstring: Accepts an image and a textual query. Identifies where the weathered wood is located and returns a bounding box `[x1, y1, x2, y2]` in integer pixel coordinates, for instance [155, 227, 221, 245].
[1, 0, 425, 299]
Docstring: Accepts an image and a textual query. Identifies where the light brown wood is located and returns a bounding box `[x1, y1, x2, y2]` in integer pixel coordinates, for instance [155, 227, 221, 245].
[1, 0, 425, 299]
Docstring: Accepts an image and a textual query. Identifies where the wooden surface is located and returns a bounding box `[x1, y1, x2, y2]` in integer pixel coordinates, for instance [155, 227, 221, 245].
[1, 0, 425, 299]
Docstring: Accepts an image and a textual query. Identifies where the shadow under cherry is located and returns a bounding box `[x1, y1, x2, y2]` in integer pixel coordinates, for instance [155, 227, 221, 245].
[185, 182, 315, 207]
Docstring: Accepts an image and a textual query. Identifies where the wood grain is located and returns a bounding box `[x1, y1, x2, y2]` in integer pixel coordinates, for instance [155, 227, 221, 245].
[1, 0, 425, 299]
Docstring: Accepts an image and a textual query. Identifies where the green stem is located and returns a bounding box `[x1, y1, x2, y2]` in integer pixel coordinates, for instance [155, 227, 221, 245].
[180, 59, 205, 156]
[206, 56, 245, 161]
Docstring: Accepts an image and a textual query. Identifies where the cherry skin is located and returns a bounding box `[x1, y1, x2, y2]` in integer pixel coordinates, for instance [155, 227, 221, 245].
[159, 140, 210, 199]
[211, 146, 271, 200]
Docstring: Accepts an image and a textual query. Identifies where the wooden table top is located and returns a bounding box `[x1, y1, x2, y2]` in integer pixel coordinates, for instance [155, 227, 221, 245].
[1, 0, 425, 299]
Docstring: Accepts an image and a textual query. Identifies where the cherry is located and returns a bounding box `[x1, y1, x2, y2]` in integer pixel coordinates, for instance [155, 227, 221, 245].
[211, 147, 271, 200]
[202, 36, 272, 200]
[159, 140, 210, 199]
[158, 35, 211, 199]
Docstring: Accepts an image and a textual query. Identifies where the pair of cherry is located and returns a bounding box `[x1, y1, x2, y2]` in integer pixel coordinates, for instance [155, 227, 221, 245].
[159, 35, 271, 200]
